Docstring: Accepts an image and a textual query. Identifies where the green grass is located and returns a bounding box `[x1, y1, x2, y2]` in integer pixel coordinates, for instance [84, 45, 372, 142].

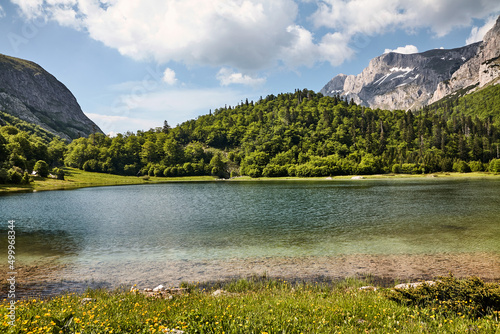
[1, 276, 499, 333]
[1, 168, 499, 194]
[0, 168, 217, 193]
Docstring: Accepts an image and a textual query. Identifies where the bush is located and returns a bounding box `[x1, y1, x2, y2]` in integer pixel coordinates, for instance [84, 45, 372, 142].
[388, 275, 500, 318]
[247, 167, 262, 178]
[82, 159, 101, 172]
[440, 158, 453, 172]
[52, 167, 65, 180]
[153, 167, 163, 177]
[400, 163, 419, 174]
[453, 160, 471, 173]
[468, 160, 484, 172]
[123, 164, 138, 176]
[0, 168, 8, 183]
[34, 160, 50, 177]
[21, 172, 31, 184]
[7, 167, 22, 184]
[262, 164, 288, 177]
[489, 159, 500, 173]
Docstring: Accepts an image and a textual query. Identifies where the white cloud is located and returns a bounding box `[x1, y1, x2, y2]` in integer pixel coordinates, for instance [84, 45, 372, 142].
[162, 68, 177, 85]
[11, 0, 310, 70]
[384, 45, 419, 54]
[9, 0, 500, 72]
[216, 68, 266, 86]
[317, 32, 355, 66]
[466, 15, 497, 44]
[0, 5, 6, 18]
[312, 0, 500, 39]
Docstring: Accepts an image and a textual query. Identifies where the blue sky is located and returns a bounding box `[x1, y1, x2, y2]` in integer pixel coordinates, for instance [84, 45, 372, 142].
[1, 0, 499, 135]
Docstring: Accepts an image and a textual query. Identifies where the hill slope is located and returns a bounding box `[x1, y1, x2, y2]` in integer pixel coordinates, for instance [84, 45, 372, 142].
[0, 54, 102, 140]
[63, 89, 500, 178]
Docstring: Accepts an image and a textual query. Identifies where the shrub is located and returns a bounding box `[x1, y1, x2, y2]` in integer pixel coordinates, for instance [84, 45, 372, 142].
[82, 159, 101, 172]
[0, 168, 8, 183]
[52, 167, 65, 180]
[247, 167, 262, 178]
[7, 167, 22, 184]
[262, 164, 288, 177]
[453, 160, 471, 173]
[34, 160, 50, 177]
[388, 275, 500, 318]
[123, 164, 138, 176]
[440, 158, 453, 172]
[153, 167, 163, 177]
[21, 172, 31, 184]
[489, 159, 500, 173]
[400, 163, 419, 174]
[468, 160, 484, 172]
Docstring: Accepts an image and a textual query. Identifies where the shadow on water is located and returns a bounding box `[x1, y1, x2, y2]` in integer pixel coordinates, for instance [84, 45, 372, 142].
[0, 229, 81, 261]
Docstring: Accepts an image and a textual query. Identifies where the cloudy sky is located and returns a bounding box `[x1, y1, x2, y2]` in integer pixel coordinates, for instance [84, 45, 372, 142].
[1, 0, 499, 135]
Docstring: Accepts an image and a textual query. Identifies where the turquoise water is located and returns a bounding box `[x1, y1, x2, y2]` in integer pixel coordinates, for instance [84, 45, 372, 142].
[1, 178, 500, 267]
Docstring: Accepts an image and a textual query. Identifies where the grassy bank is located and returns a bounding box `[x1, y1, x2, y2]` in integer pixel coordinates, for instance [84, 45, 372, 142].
[0, 168, 216, 193]
[1, 168, 499, 194]
[1, 276, 499, 333]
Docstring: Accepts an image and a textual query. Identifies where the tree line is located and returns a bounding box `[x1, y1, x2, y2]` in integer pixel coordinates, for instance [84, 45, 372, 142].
[1, 86, 500, 184]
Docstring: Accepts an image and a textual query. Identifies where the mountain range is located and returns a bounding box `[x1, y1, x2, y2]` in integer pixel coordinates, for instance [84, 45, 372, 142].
[0, 16, 499, 141]
[0, 54, 102, 140]
[320, 15, 500, 111]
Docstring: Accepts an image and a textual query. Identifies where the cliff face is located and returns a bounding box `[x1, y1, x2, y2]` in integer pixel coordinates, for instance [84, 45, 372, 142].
[0, 54, 102, 140]
[430, 16, 500, 103]
[320, 15, 500, 110]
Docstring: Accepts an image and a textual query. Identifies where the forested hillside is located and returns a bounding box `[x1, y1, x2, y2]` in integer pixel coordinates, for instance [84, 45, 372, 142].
[63, 88, 500, 178]
[0, 111, 66, 184]
[426, 83, 500, 121]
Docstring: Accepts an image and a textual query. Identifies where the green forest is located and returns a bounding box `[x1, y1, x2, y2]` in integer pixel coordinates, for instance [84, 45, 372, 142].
[1, 85, 500, 184]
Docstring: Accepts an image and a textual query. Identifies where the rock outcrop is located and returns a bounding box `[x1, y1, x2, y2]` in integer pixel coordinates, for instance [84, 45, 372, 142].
[321, 15, 500, 110]
[0, 54, 102, 140]
[430, 15, 500, 103]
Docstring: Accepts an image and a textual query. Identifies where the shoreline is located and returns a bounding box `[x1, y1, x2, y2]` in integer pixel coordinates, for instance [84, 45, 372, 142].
[1, 168, 499, 194]
[2, 252, 499, 299]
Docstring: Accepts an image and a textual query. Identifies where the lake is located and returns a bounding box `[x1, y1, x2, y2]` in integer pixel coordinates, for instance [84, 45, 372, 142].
[1, 178, 500, 295]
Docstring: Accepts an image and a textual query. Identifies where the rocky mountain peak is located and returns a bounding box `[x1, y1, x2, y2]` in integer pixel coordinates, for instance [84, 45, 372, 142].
[0, 54, 102, 140]
[320, 15, 500, 110]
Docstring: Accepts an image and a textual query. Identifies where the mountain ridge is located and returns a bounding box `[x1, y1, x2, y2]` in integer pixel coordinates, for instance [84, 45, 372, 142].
[320, 15, 500, 111]
[0, 53, 102, 140]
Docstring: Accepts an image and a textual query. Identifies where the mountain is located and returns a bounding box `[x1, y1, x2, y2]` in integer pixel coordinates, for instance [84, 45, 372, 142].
[320, 15, 500, 111]
[0, 54, 102, 141]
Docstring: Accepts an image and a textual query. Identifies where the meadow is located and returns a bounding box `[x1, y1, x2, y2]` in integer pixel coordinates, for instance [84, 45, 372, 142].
[1, 167, 499, 194]
[1, 275, 499, 333]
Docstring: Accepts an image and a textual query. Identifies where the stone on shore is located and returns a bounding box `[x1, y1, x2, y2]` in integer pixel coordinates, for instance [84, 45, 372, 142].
[394, 281, 436, 289]
[153, 284, 165, 292]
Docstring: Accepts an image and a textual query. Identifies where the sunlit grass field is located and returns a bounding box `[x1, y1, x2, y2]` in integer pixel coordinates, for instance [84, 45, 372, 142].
[1, 167, 498, 194]
[2, 276, 499, 333]
[0, 168, 216, 193]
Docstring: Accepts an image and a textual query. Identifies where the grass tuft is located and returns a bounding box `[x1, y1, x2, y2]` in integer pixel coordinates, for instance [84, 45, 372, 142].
[1, 276, 499, 333]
